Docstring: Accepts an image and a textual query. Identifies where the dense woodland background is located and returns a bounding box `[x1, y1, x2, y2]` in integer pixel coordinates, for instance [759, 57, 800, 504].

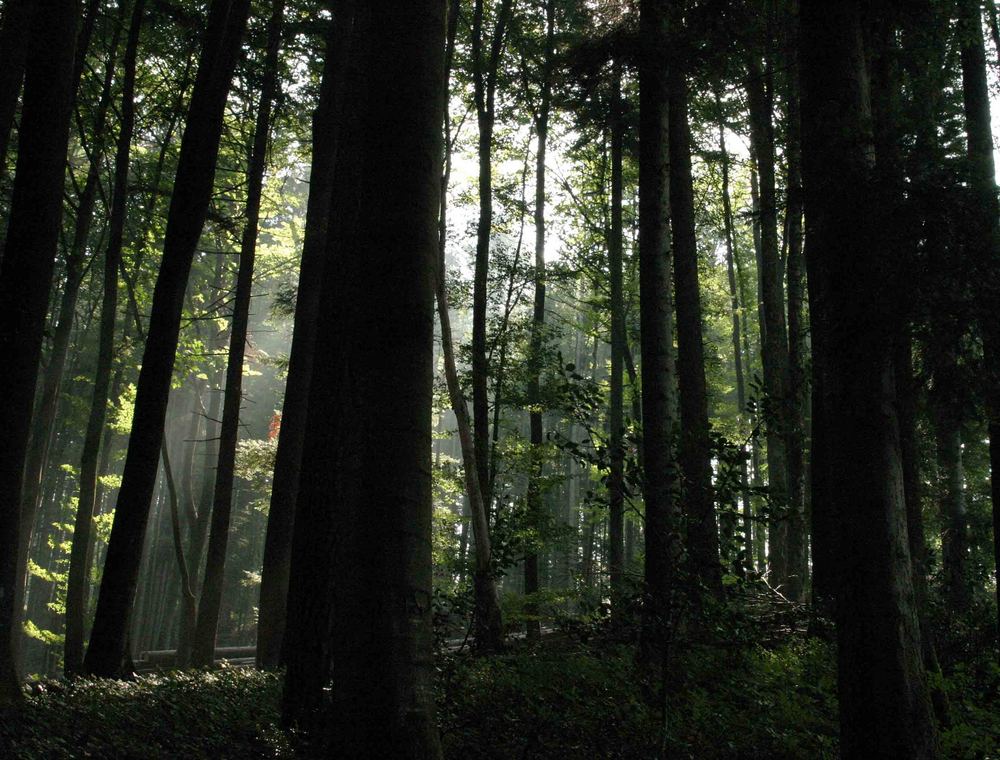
[0, 0, 1000, 757]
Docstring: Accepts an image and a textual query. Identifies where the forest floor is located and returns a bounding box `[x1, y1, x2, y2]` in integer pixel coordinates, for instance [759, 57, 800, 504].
[2, 593, 999, 758]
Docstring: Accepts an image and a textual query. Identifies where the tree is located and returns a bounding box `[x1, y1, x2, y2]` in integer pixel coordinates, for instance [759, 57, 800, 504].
[282, 2, 446, 755]
[192, 0, 285, 669]
[800, 1, 939, 755]
[638, 0, 680, 660]
[84, 0, 252, 677]
[64, 0, 146, 676]
[0, 0, 79, 704]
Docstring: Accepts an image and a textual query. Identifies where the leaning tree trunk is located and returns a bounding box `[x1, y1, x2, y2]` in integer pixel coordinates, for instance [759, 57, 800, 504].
[638, 0, 680, 663]
[0, 0, 33, 190]
[191, 0, 285, 669]
[436, 0, 503, 653]
[65, 0, 145, 676]
[957, 0, 1000, 661]
[256, 3, 352, 669]
[668, 46, 722, 597]
[0, 0, 78, 705]
[283, 4, 447, 755]
[800, 2, 939, 755]
[84, 0, 251, 678]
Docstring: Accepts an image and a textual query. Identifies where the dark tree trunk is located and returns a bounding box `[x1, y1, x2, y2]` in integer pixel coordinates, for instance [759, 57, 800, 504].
[668, 46, 721, 597]
[800, 2, 939, 755]
[0, 0, 33, 186]
[524, 0, 555, 640]
[956, 0, 1000, 661]
[283, 4, 447, 755]
[436, 0, 503, 653]
[84, 0, 251, 678]
[607, 63, 626, 606]
[0, 0, 78, 704]
[782, 0, 808, 601]
[65, 0, 145, 676]
[257, 4, 353, 670]
[18, 8, 124, 641]
[192, 0, 285, 669]
[717, 103, 752, 577]
[471, 0, 513, 505]
[745, 49, 794, 594]
[638, 0, 679, 661]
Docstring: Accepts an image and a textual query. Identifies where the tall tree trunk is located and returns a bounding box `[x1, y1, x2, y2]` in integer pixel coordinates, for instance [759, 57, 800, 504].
[607, 62, 626, 606]
[257, 4, 352, 669]
[782, 0, 808, 601]
[668, 42, 722, 597]
[745, 47, 793, 594]
[638, 0, 679, 661]
[0, 0, 33, 188]
[84, 0, 252, 678]
[192, 0, 285, 669]
[283, 4, 447, 755]
[717, 103, 752, 577]
[0, 0, 78, 704]
[471, 0, 513, 506]
[436, 0, 503, 653]
[957, 0, 1000, 661]
[17, 9, 125, 640]
[65, 0, 145, 676]
[800, 2, 939, 755]
[524, 0, 555, 640]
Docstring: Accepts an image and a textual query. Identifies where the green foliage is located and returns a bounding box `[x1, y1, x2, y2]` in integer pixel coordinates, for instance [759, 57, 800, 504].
[0, 668, 291, 760]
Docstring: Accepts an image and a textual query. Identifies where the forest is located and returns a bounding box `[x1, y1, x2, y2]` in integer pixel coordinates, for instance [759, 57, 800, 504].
[0, 0, 999, 757]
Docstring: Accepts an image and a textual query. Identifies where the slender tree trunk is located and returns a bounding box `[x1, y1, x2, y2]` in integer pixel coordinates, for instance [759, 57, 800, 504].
[668, 47, 722, 597]
[84, 0, 252, 678]
[0, 0, 33, 188]
[0, 0, 78, 705]
[436, 0, 503, 653]
[782, 1, 808, 600]
[65, 0, 145, 676]
[471, 0, 513, 507]
[717, 104, 752, 578]
[957, 0, 1000, 661]
[192, 0, 284, 669]
[638, 0, 680, 662]
[800, 2, 939, 755]
[607, 63, 626, 606]
[746, 50, 793, 594]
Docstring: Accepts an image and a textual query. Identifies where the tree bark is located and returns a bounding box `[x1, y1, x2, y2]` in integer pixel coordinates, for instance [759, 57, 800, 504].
[956, 0, 1000, 662]
[283, 4, 447, 755]
[0, 0, 33, 190]
[84, 0, 251, 678]
[800, 2, 939, 755]
[192, 0, 285, 669]
[0, 0, 78, 705]
[65, 0, 145, 676]
[668, 42, 722, 597]
[638, 0, 680, 661]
